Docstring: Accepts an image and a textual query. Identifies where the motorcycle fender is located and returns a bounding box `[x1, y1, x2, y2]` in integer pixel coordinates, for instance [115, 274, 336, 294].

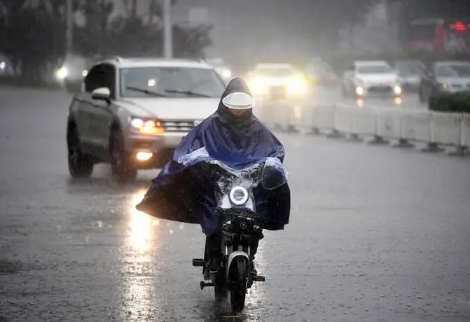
[226, 251, 249, 282]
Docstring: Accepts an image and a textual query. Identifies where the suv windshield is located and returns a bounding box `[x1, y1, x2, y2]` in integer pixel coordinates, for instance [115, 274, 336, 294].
[436, 64, 470, 77]
[120, 67, 226, 98]
[357, 65, 393, 74]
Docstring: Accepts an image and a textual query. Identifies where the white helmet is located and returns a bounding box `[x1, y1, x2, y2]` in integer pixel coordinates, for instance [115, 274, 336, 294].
[222, 92, 255, 110]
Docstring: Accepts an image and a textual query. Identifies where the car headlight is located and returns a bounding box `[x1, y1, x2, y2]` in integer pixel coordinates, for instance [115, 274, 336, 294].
[229, 186, 249, 206]
[55, 67, 68, 80]
[439, 83, 449, 90]
[394, 85, 402, 95]
[250, 77, 269, 94]
[356, 87, 365, 96]
[287, 78, 307, 95]
[0, 62, 5, 70]
[222, 69, 232, 79]
[130, 117, 165, 134]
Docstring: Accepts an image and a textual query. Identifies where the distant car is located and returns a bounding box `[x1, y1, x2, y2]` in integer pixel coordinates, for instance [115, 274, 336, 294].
[246, 63, 308, 101]
[204, 58, 232, 83]
[66, 57, 225, 182]
[305, 60, 337, 86]
[0, 54, 14, 76]
[341, 61, 403, 98]
[55, 54, 96, 93]
[419, 60, 470, 103]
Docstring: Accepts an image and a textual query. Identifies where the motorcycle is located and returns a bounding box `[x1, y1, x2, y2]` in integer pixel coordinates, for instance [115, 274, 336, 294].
[185, 150, 288, 312]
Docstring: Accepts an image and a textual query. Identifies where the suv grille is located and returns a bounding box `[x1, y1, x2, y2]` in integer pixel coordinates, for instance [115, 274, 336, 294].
[161, 120, 195, 132]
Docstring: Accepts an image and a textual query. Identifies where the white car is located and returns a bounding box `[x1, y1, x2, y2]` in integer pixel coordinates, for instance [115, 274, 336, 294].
[66, 57, 225, 182]
[341, 61, 403, 98]
[246, 63, 308, 101]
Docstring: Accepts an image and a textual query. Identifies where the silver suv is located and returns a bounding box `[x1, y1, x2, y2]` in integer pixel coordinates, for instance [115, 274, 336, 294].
[66, 57, 225, 182]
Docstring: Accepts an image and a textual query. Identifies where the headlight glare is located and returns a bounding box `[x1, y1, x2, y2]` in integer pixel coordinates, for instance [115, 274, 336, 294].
[222, 69, 232, 78]
[356, 87, 365, 96]
[250, 77, 268, 94]
[130, 118, 144, 128]
[55, 67, 68, 80]
[130, 117, 164, 134]
[287, 78, 307, 95]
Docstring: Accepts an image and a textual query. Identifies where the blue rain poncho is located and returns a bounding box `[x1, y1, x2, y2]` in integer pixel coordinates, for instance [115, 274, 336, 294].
[136, 78, 290, 235]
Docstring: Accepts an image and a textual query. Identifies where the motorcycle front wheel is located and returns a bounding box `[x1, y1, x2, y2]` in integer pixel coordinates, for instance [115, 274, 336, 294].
[229, 257, 248, 312]
[230, 287, 246, 312]
[214, 272, 228, 301]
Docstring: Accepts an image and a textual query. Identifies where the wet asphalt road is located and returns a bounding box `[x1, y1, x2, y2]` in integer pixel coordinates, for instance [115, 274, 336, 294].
[0, 86, 469, 322]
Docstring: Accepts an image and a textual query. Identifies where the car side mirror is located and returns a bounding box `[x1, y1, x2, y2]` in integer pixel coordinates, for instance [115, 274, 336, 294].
[91, 87, 111, 102]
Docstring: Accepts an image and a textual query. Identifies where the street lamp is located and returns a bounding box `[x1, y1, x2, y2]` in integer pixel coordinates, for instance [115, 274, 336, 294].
[66, 0, 73, 55]
[163, 0, 173, 58]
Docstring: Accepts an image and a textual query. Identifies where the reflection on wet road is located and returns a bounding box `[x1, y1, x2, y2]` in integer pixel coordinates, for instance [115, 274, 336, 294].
[0, 87, 469, 321]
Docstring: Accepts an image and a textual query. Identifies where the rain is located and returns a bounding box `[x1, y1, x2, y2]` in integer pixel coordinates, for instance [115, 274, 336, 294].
[1, 0, 470, 321]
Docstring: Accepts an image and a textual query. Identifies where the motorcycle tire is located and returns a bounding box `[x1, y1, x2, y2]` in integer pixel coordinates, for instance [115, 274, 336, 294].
[229, 257, 248, 312]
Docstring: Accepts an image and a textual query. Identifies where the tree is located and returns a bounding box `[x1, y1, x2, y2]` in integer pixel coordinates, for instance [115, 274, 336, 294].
[290, 0, 378, 54]
[0, 0, 212, 80]
[74, 0, 211, 59]
[0, 0, 67, 77]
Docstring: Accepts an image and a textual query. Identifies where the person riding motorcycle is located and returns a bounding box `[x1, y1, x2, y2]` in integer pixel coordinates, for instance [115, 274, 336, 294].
[136, 78, 291, 275]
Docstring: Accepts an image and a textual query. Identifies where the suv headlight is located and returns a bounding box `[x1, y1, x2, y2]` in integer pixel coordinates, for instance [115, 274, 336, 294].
[129, 117, 165, 134]
[250, 77, 269, 94]
[287, 77, 307, 95]
[229, 186, 249, 205]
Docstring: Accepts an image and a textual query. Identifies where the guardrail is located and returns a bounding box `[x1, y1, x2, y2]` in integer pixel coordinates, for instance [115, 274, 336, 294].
[260, 103, 469, 156]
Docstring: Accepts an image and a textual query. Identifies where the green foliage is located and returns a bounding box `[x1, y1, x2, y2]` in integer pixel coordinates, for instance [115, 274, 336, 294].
[429, 93, 470, 114]
[0, 0, 211, 80]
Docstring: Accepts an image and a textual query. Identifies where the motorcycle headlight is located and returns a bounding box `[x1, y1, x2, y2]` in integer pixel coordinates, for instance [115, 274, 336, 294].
[229, 186, 249, 206]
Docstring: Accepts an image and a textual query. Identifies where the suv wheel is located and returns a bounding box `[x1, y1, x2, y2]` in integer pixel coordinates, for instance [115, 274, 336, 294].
[110, 129, 137, 183]
[67, 126, 94, 178]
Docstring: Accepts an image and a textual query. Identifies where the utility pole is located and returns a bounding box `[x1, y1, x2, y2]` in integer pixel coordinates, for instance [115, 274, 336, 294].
[66, 0, 73, 55]
[163, 0, 173, 58]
